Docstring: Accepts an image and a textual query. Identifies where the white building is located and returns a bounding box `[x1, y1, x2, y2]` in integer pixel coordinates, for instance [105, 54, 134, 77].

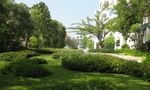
[66, 29, 83, 48]
[66, 29, 99, 49]
[99, 0, 150, 50]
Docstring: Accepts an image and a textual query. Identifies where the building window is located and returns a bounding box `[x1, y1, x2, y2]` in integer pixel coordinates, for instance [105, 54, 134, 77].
[116, 40, 120, 46]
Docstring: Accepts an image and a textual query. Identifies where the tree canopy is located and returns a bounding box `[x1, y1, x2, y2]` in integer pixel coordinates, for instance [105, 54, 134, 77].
[0, 1, 66, 52]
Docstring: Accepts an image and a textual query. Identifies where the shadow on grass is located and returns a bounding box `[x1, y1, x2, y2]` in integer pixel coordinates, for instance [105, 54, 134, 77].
[0, 54, 150, 90]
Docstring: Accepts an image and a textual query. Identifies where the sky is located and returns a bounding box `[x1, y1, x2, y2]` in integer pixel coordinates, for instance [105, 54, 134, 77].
[15, 0, 100, 28]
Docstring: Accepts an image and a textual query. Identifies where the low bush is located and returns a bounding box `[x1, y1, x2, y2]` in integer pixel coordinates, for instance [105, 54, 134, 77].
[28, 58, 48, 64]
[49, 80, 117, 90]
[31, 48, 56, 54]
[61, 50, 144, 77]
[142, 61, 150, 81]
[26, 50, 39, 58]
[52, 49, 84, 60]
[89, 48, 119, 53]
[121, 61, 144, 77]
[1, 60, 50, 77]
[117, 49, 149, 57]
[0, 50, 39, 61]
[52, 52, 61, 59]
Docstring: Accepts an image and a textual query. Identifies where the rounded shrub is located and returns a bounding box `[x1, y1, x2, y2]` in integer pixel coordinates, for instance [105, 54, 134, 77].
[49, 80, 117, 90]
[32, 48, 55, 54]
[52, 52, 61, 59]
[28, 58, 48, 64]
[121, 61, 144, 77]
[2, 60, 50, 77]
[0, 50, 39, 61]
[61, 50, 144, 77]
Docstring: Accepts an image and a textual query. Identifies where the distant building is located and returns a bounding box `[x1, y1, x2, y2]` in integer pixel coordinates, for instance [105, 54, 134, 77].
[66, 29, 99, 49]
[99, 0, 150, 50]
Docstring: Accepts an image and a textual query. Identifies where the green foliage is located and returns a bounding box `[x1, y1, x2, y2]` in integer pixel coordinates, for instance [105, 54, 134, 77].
[1, 59, 50, 77]
[130, 23, 141, 32]
[0, 2, 34, 52]
[52, 52, 61, 59]
[0, 1, 66, 52]
[142, 61, 150, 81]
[121, 61, 143, 77]
[49, 80, 117, 90]
[65, 36, 78, 49]
[61, 50, 144, 77]
[103, 34, 115, 50]
[28, 58, 48, 64]
[81, 36, 94, 49]
[72, 9, 110, 48]
[117, 49, 149, 57]
[0, 50, 39, 61]
[122, 44, 130, 49]
[29, 36, 38, 47]
[30, 2, 66, 48]
[89, 48, 118, 53]
[31, 48, 56, 54]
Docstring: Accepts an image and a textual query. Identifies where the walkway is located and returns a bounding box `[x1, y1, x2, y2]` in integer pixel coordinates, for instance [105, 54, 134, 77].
[99, 53, 144, 63]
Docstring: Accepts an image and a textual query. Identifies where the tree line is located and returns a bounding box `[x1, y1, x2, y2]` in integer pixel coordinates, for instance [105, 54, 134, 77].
[72, 0, 150, 51]
[0, 0, 66, 52]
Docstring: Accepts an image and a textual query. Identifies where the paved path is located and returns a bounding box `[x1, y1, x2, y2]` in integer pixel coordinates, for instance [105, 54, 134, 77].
[94, 53, 144, 63]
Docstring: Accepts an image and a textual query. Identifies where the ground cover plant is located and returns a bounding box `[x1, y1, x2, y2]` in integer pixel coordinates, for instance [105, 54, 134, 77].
[61, 50, 150, 79]
[0, 49, 150, 90]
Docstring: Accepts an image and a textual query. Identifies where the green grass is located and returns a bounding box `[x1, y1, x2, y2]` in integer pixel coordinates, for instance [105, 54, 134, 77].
[0, 54, 150, 90]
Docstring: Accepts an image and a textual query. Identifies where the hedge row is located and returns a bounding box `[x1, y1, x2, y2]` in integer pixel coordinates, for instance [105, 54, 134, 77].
[39, 80, 117, 90]
[0, 50, 39, 61]
[1, 59, 50, 77]
[61, 50, 149, 78]
[0, 50, 50, 77]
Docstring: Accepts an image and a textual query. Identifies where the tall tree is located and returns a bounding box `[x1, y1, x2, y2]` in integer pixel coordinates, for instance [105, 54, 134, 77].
[0, 0, 33, 51]
[105, 0, 149, 48]
[30, 2, 51, 48]
[30, 2, 66, 48]
[71, 10, 109, 48]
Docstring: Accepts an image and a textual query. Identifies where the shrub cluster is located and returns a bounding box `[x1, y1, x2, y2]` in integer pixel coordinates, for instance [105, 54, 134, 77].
[48, 80, 117, 90]
[1, 59, 50, 77]
[28, 58, 48, 64]
[31, 48, 56, 54]
[61, 50, 144, 77]
[89, 48, 119, 53]
[117, 49, 149, 57]
[52, 49, 84, 60]
[0, 50, 39, 61]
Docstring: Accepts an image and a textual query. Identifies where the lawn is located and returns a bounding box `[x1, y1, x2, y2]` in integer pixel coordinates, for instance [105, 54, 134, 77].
[0, 54, 150, 90]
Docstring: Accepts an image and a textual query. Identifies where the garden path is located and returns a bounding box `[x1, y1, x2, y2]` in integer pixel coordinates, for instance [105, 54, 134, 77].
[99, 53, 144, 63]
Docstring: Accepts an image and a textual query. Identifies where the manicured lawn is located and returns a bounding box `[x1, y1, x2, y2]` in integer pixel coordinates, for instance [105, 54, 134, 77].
[0, 54, 150, 90]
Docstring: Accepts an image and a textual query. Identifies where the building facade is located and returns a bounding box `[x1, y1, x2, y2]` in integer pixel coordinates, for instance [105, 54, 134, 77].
[99, 0, 150, 50]
[66, 29, 99, 49]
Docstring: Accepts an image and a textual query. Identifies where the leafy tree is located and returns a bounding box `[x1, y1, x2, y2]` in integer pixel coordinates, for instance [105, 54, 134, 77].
[0, 1, 33, 51]
[45, 20, 66, 48]
[30, 2, 51, 48]
[105, 0, 149, 48]
[103, 34, 115, 50]
[71, 7, 109, 48]
[66, 36, 78, 49]
[30, 2, 66, 48]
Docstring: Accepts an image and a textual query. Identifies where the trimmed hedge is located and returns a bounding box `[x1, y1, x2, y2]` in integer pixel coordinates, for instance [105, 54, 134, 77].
[0, 50, 39, 61]
[28, 58, 48, 64]
[48, 80, 117, 90]
[1, 60, 50, 77]
[89, 48, 118, 53]
[31, 48, 56, 54]
[61, 50, 144, 77]
[117, 49, 149, 57]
